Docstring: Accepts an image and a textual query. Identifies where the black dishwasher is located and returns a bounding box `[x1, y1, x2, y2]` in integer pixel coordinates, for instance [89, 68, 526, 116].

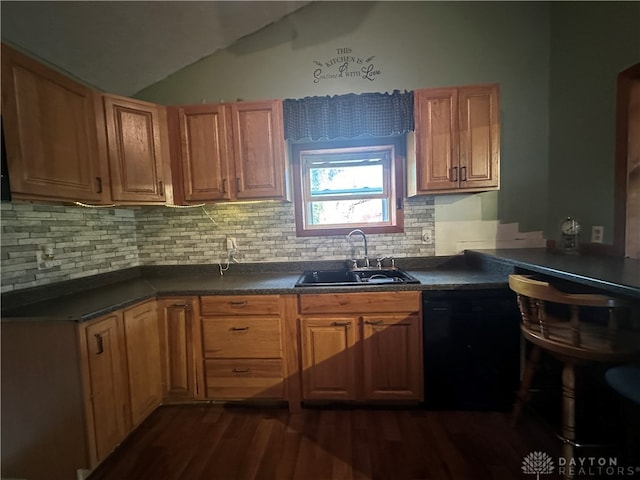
[422, 288, 521, 410]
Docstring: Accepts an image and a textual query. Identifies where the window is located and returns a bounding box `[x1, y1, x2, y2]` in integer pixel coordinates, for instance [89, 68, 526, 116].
[292, 137, 405, 237]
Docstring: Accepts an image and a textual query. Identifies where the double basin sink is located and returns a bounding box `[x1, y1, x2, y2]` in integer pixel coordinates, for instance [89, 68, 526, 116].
[295, 268, 420, 287]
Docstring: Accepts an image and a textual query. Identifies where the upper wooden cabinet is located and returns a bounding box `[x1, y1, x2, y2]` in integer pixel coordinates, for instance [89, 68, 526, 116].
[408, 84, 500, 195]
[99, 94, 171, 204]
[170, 103, 231, 202]
[0, 44, 108, 203]
[170, 100, 289, 203]
[230, 100, 287, 200]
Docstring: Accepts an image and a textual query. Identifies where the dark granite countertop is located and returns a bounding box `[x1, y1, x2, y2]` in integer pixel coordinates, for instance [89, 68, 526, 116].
[1, 256, 511, 322]
[3, 249, 638, 323]
[466, 248, 640, 300]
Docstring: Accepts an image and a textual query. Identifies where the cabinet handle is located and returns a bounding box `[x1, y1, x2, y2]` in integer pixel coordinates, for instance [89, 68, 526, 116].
[222, 178, 227, 193]
[365, 320, 384, 326]
[460, 166, 467, 182]
[95, 177, 103, 194]
[236, 178, 241, 193]
[172, 303, 190, 310]
[229, 301, 248, 307]
[159, 181, 164, 196]
[94, 333, 104, 355]
[232, 368, 251, 374]
[333, 321, 351, 327]
[231, 326, 250, 332]
[450, 166, 458, 182]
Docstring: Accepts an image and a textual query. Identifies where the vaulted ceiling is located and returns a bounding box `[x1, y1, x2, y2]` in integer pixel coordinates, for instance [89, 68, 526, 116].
[1, 1, 311, 96]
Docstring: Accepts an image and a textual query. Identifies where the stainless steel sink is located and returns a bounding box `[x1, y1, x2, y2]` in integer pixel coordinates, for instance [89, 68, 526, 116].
[294, 268, 420, 287]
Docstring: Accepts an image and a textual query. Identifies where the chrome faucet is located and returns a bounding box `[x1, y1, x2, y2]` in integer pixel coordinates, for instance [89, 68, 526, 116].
[347, 229, 369, 268]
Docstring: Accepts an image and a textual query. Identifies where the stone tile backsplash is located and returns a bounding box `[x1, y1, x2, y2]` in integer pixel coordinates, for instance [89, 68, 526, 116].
[1, 203, 139, 292]
[1, 196, 435, 292]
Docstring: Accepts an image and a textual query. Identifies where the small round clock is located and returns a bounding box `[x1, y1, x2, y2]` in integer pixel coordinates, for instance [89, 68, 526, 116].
[560, 217, 581, 253]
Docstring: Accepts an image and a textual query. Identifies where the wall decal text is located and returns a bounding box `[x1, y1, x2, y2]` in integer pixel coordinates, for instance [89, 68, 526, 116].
[312, 47, 381, 84]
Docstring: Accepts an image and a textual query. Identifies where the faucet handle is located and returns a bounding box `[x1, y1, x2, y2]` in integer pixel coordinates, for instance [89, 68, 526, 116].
[376, 256, 396, 268]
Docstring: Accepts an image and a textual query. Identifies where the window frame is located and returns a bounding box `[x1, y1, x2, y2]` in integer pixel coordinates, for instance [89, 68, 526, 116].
[291, 136, 405, 237]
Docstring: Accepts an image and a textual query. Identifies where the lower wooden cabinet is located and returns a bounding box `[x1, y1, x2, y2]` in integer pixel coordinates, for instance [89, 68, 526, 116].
[198, 295, 286, 400]
[80, 312, 129, 467]
[0, 298, 166, 480]
[1, 320, 96, 480]
[299, 316, 358, 401]
[203, 358, 286, 399]
[122, 299, 163, 427]
[361, 314, 423, 400]
[298, 291, 423, 403]
[157, 297, 199, 400]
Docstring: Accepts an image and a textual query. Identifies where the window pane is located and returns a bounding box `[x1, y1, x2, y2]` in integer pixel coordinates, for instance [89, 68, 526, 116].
[292, 137, 404, 236]
[310, 163, 384, 197]
[309, 198, 388, 225]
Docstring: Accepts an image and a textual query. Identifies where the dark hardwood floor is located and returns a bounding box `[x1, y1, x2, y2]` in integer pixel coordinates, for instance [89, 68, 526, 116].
[87, 404, 561, 480]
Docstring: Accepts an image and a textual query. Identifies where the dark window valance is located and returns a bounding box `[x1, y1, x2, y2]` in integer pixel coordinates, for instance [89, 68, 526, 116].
[283, 90, 414, 141]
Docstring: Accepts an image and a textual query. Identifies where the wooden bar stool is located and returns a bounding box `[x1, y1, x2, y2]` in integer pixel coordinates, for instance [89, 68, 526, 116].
[508, 274, 640, 472]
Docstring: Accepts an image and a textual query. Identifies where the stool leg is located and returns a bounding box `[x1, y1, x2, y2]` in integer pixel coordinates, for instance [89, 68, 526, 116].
[561, 362, 576, 480]
[511, 344, 541, 427]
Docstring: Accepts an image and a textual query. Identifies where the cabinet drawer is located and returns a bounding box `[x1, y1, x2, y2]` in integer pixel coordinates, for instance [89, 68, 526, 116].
[202, 317, 282, 358]
[204, 359, 285, 399]
[200, 295, 280, 316]
[298, 291, 421, 314]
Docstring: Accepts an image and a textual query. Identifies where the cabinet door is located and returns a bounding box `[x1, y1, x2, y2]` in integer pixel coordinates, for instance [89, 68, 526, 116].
[157, 298, 197, 401]
[173, 104, 232, 202]
[1, 44, 107, 203]
[103, 94, 169, 203]
[123, 300, 163, 427]
[229, 100, 287, 200]
[458, 84, 500, 190]
[410, 84, 500, 195]
[412, 88, 459, 192]
[299, 316, 357, 401]
[361, 314, 423, 401]
[81, 313, 128, 467]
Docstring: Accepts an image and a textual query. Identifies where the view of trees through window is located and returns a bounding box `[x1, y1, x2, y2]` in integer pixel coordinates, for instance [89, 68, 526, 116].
[309, 162, 386, 225]
[292, 137, 404, 237]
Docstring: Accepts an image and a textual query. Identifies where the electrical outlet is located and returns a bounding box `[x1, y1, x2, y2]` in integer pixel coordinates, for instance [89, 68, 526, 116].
[36, 251, 61, 270]
[591, 226, 604, 243]
[421, 228, 434, 244]
[226, 237, 237, 250]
